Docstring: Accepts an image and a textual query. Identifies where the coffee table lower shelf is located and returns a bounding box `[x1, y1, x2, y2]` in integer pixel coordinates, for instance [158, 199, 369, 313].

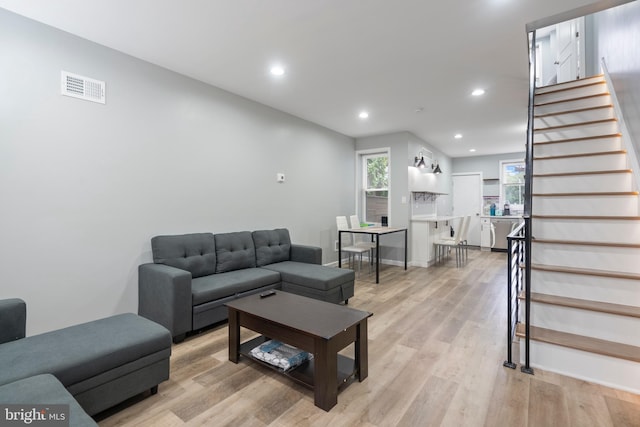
[239, 336, 357, 392]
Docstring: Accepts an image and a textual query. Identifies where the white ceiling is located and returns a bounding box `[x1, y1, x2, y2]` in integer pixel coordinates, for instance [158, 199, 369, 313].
[0, 0, 599, 158]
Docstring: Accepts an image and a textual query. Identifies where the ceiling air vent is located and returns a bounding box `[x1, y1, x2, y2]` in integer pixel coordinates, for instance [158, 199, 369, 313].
[61, 71, 105, 104]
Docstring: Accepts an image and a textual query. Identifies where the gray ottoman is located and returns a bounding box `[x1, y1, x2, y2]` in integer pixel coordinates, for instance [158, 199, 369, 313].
[0, 374, 97, 427]
[0, 313, 171, 416]
[262, 261, 355, 304]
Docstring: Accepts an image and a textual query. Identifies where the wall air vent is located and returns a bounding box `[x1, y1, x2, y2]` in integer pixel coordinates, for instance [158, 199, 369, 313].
[61, 71, 105, 104]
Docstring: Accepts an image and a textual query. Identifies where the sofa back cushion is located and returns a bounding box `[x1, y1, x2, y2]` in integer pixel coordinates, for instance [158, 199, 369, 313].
[253, 228, 292, 267]
[151, 233, 216, 278]
[215, 231, 256, 273]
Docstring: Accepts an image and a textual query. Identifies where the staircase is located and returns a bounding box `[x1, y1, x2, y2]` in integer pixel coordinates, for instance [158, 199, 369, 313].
[518, 74, 640, 393]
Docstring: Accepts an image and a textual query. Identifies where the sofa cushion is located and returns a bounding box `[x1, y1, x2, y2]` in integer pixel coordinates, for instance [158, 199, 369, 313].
[0, 374, 98, 427]
[0, 298, 26, 344]
[152, 233, 216, 278]
[215, 231, 256, 273]
[253, 229, 292, 267]
[192, 268, 280, 305]
[0, 313, 171, 389]
[261, 261, 354, 291]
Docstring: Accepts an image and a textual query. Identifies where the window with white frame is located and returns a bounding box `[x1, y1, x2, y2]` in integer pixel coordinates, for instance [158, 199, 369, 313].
[501, 160, 525, 212]
[361, 152, 389, 224]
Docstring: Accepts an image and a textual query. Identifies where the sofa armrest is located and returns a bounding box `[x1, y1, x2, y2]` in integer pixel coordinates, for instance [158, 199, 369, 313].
[290, 244, 322, 265]
[0, 298, 26, 344]
[138, 263, 192, 341]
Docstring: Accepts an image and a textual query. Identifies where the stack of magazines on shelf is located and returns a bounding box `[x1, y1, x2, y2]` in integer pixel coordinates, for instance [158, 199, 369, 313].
[250, 339, 312, 371]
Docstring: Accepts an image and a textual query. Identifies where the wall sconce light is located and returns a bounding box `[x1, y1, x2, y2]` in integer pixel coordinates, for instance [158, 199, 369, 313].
[414, 148, 441, 173]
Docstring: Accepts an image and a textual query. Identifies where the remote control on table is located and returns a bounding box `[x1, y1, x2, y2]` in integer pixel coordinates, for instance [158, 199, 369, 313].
[260, 290, 276, 298]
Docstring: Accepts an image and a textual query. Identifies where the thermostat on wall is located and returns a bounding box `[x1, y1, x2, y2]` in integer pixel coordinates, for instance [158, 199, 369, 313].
[276, 173, 285, 183]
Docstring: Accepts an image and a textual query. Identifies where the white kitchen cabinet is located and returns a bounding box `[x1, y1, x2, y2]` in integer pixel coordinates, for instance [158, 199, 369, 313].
[411, 216, 461, 267]
[480, 217, 493, 251]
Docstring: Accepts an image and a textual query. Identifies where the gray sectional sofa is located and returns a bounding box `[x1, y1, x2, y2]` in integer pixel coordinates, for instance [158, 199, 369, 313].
[0, 298, 172, 424]
[139, 228, 355, 343]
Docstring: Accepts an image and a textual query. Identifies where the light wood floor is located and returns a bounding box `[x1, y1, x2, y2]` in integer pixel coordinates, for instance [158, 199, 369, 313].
[97, 250, 640, 426]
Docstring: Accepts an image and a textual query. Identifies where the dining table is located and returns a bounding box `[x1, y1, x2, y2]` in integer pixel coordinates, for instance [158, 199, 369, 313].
[338, 226, 408, 283]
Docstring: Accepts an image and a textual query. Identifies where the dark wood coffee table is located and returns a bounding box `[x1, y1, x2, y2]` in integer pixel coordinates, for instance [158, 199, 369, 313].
[226, 291, 372, 411]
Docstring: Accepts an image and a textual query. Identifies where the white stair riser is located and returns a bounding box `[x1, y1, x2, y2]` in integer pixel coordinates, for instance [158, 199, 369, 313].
[535, 77, 604, 94]
[534, 94, 612, 116]
[520, 340, 640, 394]
[534, 137, 621, 157]
[525, 303, 640, 346]
[533, 173, 633, 193]
[531, 244, 640, 274]
[534, 121, 619, 142]
[533, 154, 627, 174]
[532, 195, 638, 216]
[535, 84, 608, 104]
[531, 269, 640, 306]
[534, 107, 615, 129]
[532, 219, 640, 245]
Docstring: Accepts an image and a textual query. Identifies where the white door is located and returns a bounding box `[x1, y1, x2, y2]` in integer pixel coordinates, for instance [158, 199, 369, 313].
[452, 173, 482, 246]
[555, 18, 584, 83]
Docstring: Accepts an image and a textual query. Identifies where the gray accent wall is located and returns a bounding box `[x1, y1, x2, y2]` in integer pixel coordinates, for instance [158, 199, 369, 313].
[0, 9, 355, 335]
[452, 152, 526, 178]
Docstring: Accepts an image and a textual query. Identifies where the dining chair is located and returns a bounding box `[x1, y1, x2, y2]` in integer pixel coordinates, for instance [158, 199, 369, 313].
[349, 214, 376, 270]
[336, 216, 370, 271]
[433, 215, 470, 267]
[456, 215, 471, 263]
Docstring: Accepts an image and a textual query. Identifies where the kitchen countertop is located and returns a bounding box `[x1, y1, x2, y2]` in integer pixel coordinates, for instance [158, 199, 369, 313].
[411, 215, 462, 222]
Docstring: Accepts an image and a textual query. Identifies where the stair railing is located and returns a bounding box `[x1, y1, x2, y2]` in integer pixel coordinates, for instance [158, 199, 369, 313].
[521, 29, 536, 375]
[504, 29, 536, 374]
[504, 221, 525, 369]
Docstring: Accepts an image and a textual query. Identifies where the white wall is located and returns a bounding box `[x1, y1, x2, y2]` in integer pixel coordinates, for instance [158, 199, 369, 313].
[0, 9, 355, 335]
[592, 1, 640, 154]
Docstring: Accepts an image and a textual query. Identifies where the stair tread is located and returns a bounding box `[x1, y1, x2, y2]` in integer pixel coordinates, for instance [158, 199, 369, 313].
[533, 169, 632, 177]
[534, 118, 617, 132]
[534, 93, 609, 107]
[519, 292, 640, 318]
[532, 191, 638, 197]
[534, 104, 613, 118]
[532, 215, 640, 220]
[515, 324, 640, 363]
[535, 75, 604, 92]
[534, 80, 606, 97]
[531, 263, 640, 281]
[532, 238, 640, 248]
[533, 133, 621, 145]
[533, 149, 626, 160]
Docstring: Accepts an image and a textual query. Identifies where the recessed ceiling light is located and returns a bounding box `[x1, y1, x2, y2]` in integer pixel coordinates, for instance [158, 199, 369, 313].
[270, 65, 285, 76]
[471, 88, 485, 96]
[359, 111, 369, 119]
[454, 133, 463, 139]
[469, 148, 476, 152]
